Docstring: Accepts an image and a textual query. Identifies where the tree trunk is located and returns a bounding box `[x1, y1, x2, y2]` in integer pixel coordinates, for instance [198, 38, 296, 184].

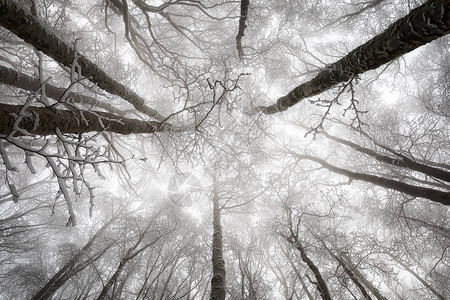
[96, 230, 162, 300]
[319, 241, 373, 300]
[210, 179, 226, 300]
[96, 259, 128, 300]
[0, 103, 166, 136]
[401, 215, 450, 239]
[308, 125, 450, 183]
[290, 152, 450, 205]
[236, 0, 250, 60]
[340, 254, 388, 300]
[32, 218, 114, 300]
[281, 247, 315, 300]
[0, 0, 166, 121]
[286, 235, 332, 300]
[257, 0, 450, 114]
[0, 65, 127, 116]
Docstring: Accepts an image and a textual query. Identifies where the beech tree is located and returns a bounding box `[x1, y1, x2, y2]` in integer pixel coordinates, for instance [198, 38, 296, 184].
[279, 209, 332, 300]
[0, 0, 449, 299]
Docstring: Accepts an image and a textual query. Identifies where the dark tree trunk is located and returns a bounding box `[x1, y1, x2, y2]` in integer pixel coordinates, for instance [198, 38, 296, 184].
[401, 215, 450, 239]
[257, 0, 450, 114]
[313, 127, 450, 183]
[281, 247, 315, 300]
[0, 103, 165, 136]
[285, 235, 332, 300]
[0, 65, 127, 116]
[95, 232, 162, 300]
[0, 0, 166, 121]
[32, 218, 114, 300]
[340, 254, 388, 300]
[236, 0, 250, 60]
[210, 179, 226, 300]
[96, 260, 127, 300]
[319, 241, 373, 300]
[290, 152, 450, 205]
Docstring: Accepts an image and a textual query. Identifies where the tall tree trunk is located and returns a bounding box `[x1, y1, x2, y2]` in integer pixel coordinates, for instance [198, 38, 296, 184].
[0, 65, 127, 116]
[96, 233, 162, 300]
[256, 0, 450, 114]
[32, 218, 114, 300]
[0, 103, 165, 136]
[96, 259, 128, 300]
[400, 215, 450, 239]
[0, 0, 166, 121]
[289, 151, 450, 205]
[340, 254, 388, 300]
[357, 129, 450, 172]
[319, 241, 373, 300]
[236, 0, 250, 60]
[210, 179, 226, 300]
[285, 234, 332, 300]
[301, 124, 450, 183]
[282, 207, 332, 299]
[281, 247, 315, 300]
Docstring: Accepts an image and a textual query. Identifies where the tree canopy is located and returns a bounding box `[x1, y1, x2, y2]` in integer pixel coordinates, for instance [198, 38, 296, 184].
[0, 0, 449, 299]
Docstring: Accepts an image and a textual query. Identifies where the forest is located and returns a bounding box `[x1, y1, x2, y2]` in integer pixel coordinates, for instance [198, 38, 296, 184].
[0, 0, 449, 299]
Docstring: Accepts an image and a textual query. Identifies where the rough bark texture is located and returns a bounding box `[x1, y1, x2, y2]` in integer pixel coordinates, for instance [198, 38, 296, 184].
[292, 153, 450, 206]
[0, 0, 166, 121]
[236, 0, 250, 60]
[257, 0, 450, 114]
[0, 65, 127, 116]
[210, 181, 226, 300]
[0, 103, 165, 136]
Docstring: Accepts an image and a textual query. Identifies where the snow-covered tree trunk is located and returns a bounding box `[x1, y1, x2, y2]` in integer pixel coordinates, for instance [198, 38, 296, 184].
[257, 0, 450, 114]
[289, 152, 450, 205]
[210, 179, 226, 300]
[0, 103, 165, 136]
[0, 65, 127, 116]
[0, 0, 166, 121]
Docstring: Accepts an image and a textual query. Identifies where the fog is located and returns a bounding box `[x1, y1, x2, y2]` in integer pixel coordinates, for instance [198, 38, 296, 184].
[0, 0, 449, 299]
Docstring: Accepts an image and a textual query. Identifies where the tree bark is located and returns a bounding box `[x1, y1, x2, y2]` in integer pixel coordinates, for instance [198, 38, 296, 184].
[96, 260, 127, 300]
[0, 65, 127, 116]
[309, 126, 450, 183]
[210, 179, 226, 300]
[0, 0, 166, 121]
[290, 152, 450, 206]
[236, 0, 250, 60]
[0, 103, 166, 136]
[281, 247, 315, 300]
[401, 215, 450, 239]
[257, 0, 450, 114]
[285, 235, 332, 300]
